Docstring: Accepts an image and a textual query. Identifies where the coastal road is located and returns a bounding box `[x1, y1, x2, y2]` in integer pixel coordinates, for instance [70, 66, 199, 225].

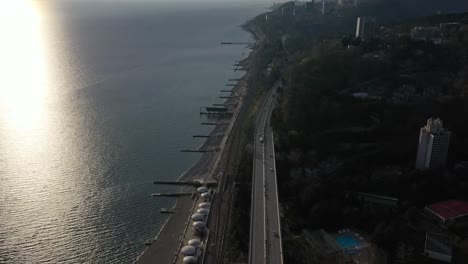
[249, 81, 283, 264]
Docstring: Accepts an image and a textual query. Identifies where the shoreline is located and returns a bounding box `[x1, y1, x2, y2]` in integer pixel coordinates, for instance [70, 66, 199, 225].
[134, 37, 254, 263]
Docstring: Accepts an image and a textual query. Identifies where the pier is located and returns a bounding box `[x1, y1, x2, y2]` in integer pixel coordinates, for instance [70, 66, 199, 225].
[212, 103, 235, 106]
[220, 42, 252, 45]
[180, 149, 208, 153]
[201, 122, 229, 125]
[152, 180, 218, 188]
[200, 106, 232, 115]
[151, 192, 192, 197]
[200, 111, 233, 115]
[160, 208, 176, 214]
[153, 181, 202, 186]
[205, 106, 228, 112]
[180, 149, 218, 153]
[192, 135, 210, 138]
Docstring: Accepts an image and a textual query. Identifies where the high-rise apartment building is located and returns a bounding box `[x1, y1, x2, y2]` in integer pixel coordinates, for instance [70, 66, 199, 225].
[355, 17, 376, 39]
[415, 118, 451, 170]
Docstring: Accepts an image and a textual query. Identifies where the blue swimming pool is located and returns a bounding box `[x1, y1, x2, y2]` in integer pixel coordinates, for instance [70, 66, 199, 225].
[336, 235, 361, 249]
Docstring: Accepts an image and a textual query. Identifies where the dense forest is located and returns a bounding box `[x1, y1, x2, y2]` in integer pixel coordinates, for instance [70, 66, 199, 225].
[263, 4, 468, 264]
[224, 1, 468, 263]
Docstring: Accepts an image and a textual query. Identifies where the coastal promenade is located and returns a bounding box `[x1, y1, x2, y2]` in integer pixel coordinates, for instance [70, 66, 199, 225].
[135, 71, 249, 264]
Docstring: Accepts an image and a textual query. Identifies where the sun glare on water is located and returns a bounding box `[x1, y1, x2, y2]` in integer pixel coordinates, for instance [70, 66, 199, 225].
[0, 0, 49, 130]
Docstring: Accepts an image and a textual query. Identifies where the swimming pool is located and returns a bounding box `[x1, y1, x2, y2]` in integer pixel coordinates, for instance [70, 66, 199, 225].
[336, 234, 361, 249]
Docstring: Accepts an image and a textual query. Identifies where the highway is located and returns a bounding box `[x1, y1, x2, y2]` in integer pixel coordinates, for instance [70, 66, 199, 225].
[249, 81, 283, 264]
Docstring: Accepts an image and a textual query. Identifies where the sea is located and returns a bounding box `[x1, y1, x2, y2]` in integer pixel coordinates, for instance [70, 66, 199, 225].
[0, 1, 265, 263]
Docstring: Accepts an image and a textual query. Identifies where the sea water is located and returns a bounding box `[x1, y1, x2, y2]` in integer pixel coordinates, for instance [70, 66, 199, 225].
[0, 1, 264, 263]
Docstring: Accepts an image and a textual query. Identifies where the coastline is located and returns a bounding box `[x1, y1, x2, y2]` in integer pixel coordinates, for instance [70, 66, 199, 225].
[134, 35, 255, 264]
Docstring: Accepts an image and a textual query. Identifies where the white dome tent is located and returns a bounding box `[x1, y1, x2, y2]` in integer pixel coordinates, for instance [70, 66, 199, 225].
[188, 238, 201, 248]
[197, 187, 208, 193]
[191, 213, 204, 221]
[201, 192, 211, 199]
[193, 221, 205, 230]
[199, 202, 210, 209]
[197, 208, 209, 215]
[181, 245, 196, 256]
[183, 256, 198, 264]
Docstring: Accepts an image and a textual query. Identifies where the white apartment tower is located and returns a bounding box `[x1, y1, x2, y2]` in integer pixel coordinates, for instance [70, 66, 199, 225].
[415, 118, 451, 170]
[356, 17, 376, 39]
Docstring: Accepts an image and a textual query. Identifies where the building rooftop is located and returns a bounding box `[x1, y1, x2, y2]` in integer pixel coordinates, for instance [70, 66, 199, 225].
[423, 118, 446, 134]
[425, 232, 453, 256]
[426, 200, 468, 220]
